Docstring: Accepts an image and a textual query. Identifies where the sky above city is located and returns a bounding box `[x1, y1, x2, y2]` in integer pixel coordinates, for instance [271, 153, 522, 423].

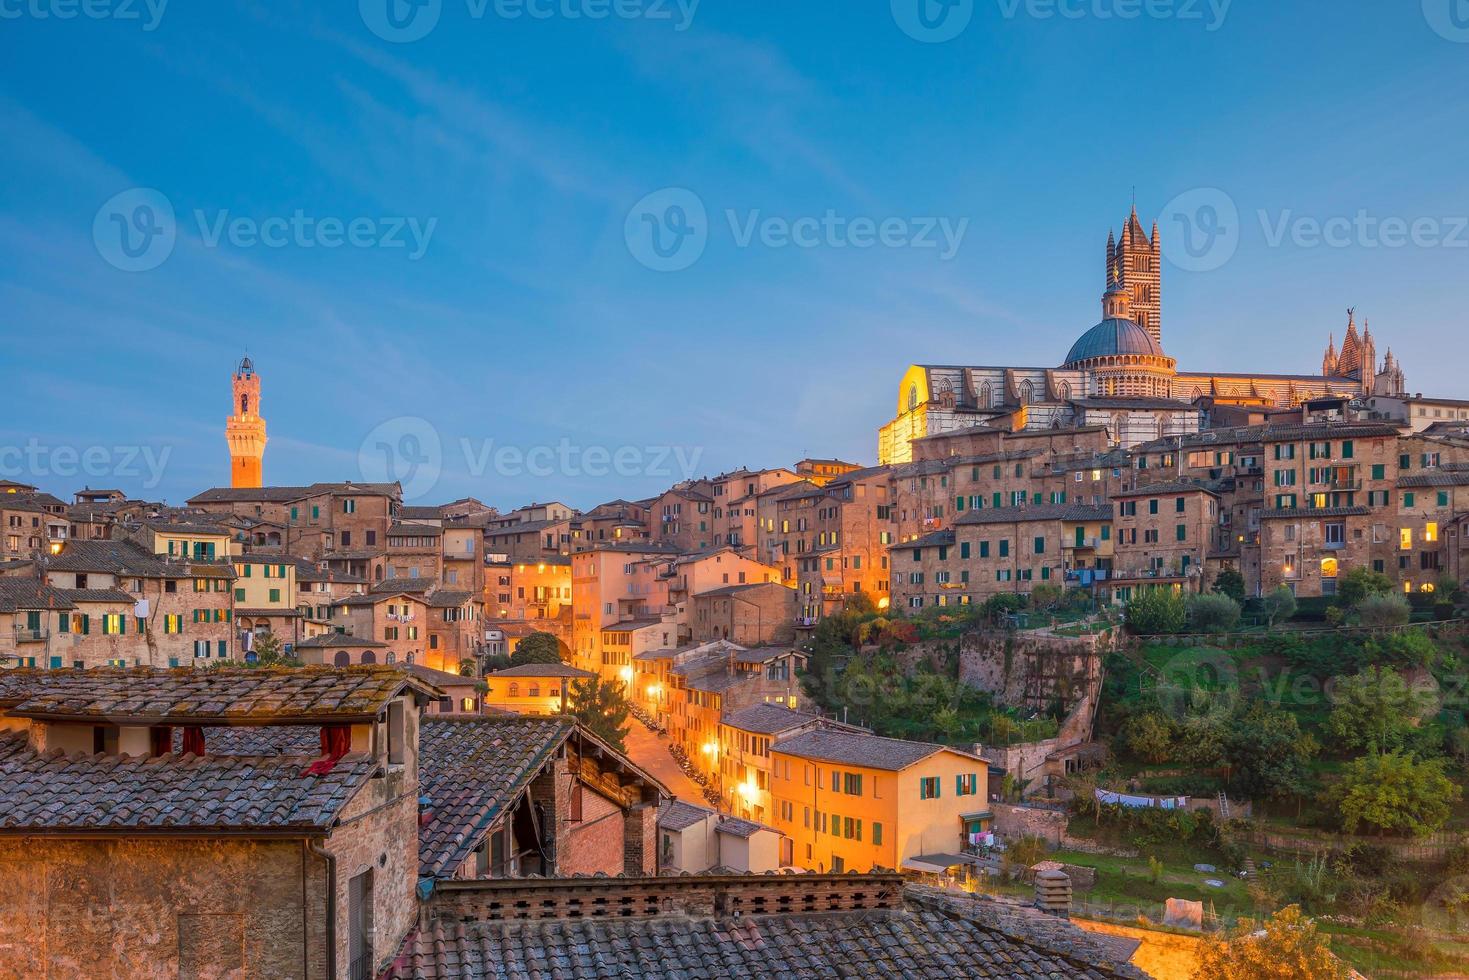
[2, 0, 1467, 507]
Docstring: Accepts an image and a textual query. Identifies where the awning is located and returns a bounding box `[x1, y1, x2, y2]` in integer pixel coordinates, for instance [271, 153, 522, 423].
[902, 852, 984, 874]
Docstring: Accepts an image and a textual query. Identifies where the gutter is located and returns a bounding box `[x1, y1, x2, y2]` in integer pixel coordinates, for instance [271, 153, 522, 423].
[307, 838, 337, 980]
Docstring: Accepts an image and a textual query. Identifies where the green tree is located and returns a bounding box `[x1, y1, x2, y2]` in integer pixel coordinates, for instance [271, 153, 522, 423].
[1124, 711, 1176, 764]
[246, 632, 301, 668]
[1125, 589, 1187, 635]
[1326, 665, 1428, 753]
[1187, 593, 1241, 634]
[568, 676, 631, 754]
[1357, 593, 1411, 629]
[1327, 750, 1461, 837]
[1211, 567, 1246, 603]
[1337, 567, 1394, 608]
[458, 658, 479, 677]
[510, 631, 565, 666]
[1225, 701, 1317, 800]
[1029, 583, 1064, 611]
[1262, 586, 1297, 627]
[1194, 905, 1348, 980]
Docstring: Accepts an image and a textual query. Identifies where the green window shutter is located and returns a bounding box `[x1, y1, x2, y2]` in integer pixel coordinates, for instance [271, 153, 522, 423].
[1372, 464, 1384, 479]
[218, 640, 227, 657]
[81, 614, 90, 635]
[244, 564, 252, 578]
[1439, 492, 1450, 507]
[954, 496, 964, 512]
[1101, 526, 1111, 541]
[979, 541, 989, 558]
[960, 542, 970, 559]
[999, 540, 1009, 557]
[1405, 493, 1415, 507]
[1033, 536, 1044, 554]
[235, 588, 246, 601]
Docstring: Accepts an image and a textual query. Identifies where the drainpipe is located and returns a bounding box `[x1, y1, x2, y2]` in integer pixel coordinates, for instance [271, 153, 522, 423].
[307, 838, 337, 979]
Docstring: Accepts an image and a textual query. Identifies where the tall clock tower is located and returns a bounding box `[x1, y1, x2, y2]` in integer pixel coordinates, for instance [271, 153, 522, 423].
[226, 357, 266, 488]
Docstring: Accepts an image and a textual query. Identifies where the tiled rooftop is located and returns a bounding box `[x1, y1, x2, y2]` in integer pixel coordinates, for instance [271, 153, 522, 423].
[720, 702, 819, 735]
[772, 729, 961, 771]
[387, 884, 1144, 979]
[417, 716, 575, 879]
[4, 666, 427, 724]
[0, 730, 371, 834]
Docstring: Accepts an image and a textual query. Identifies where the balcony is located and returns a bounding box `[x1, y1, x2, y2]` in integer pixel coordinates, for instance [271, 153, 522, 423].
[13, 628, 49, 643]
[1064, 537, 1103, 550]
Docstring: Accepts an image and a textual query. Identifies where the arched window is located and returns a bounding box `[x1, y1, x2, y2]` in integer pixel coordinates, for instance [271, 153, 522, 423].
[1019, 380, 1034, 405]
[978, 381, 992, 408]
[361, 650, 377, 665]
[529, 684, 540, 698]
[907, 383, 919, 411]
[333, 650, 350, 667]
[509, 682, 520, 697]
[406, 652, 415, 665]
[385, 652, 396, 664]
[1058, 381, 1072, 401]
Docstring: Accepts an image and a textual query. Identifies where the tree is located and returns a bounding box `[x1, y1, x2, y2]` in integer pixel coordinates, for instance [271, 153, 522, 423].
[1225, 701, 1317, 800]
[1262, 586, 1297, 628]
[1029, 583, 1064, 611]
[1337, 567, 1394, 608]
[1194, 905, 1348, 980]
[1125, 589, 1187, 635]
[1211, 567, 1247, 603]
[510, 631, 565, 666]
[1123, 711, 1176, 764]
[1188, 593, 1241, 634]
[568, 676, 631, 754]
[459, 658, 479, 677]
[1357, 593, 1411, 629]
[1327, 750, 1461, 837]
[246, 632, 301, 668]
[1326, 665, 1428, 753]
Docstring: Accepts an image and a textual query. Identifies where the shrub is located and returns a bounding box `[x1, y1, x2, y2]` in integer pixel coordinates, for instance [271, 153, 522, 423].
[1261, 586, 1297, 627]
[1357, 593, 1411, 629]
[1125, 589, 1187, 635]
[1211, 567, 1246, 602]
[1187, 593, 1241, 634]
[1123, 711, 1176, 764]
[1337, 567, 1396, 607]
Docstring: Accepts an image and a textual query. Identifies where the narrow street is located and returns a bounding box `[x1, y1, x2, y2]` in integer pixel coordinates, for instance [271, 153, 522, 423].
[622, 718, 709, 806]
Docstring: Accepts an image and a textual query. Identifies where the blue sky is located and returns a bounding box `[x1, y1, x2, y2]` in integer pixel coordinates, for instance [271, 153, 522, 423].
[1, 0, 1466, 506]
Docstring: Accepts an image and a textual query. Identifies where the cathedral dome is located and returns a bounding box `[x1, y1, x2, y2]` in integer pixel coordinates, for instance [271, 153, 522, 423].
[1064, 317, 1163, 366]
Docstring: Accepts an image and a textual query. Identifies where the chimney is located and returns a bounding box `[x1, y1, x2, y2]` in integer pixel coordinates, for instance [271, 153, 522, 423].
[1034, 869, 1073, 919]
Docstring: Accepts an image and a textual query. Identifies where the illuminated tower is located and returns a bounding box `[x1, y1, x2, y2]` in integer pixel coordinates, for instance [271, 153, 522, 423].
[1105, 204, 1162, 346]
[226, 356, 266, 488]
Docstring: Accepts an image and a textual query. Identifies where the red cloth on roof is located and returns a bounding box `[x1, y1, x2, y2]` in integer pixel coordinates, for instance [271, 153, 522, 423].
[180, 726, 206, 757]
[304, 725, 352, 776]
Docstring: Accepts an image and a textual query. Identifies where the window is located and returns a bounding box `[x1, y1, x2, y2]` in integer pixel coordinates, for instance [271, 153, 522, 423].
[1176, 524, 1187, 541]
[919, 777, 940, 800]
[956, 773, 979, 796]
[387, 699, 406, 765]
[872, 822, 883, 846]
[842, 772, 863, 796]
[1033, 536, 1045, 555]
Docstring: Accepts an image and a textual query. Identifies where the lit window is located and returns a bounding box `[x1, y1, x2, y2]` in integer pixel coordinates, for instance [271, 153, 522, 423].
[1400, 528, 1413, 550]
[1426, 522, 1439, 543]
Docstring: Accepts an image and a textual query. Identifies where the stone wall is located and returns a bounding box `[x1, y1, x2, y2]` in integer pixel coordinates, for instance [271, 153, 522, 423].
[992, 802, 1068, 845]
[0, 837, 328, 978]
[956, 628, 1115, 719]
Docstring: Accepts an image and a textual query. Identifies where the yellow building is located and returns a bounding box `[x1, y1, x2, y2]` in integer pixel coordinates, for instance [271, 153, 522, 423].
[483, 663, 596, 715]
[769, 729, 990, 873]
[129, 520, 236, 560]
[231, 555, 299, 643]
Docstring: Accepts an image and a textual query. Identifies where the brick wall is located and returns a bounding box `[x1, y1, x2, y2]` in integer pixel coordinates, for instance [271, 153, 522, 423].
[0, 837, 329, 978]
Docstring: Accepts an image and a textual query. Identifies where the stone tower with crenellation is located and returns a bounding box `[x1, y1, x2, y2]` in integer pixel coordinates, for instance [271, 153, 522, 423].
[226, 356, 266, 488]
[1105, 204, 1162, 346]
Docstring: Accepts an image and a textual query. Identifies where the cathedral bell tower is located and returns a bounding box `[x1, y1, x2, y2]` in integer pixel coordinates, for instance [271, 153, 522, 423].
[226, 357, 266, 488]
